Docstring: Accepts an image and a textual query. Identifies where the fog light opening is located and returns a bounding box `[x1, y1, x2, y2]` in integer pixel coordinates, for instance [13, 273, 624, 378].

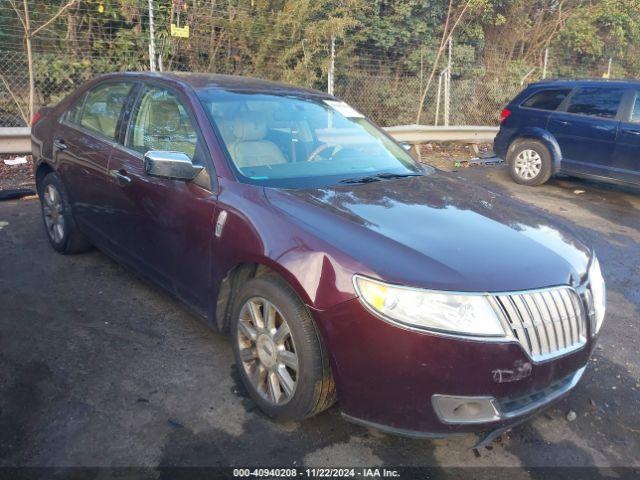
[432, 395, 501, 424]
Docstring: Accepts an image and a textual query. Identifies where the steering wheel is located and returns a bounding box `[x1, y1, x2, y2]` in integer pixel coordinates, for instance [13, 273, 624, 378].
[306, 143, 342, 162]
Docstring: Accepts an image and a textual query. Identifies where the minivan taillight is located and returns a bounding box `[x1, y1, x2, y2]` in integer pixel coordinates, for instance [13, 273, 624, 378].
[31, 110, 42, 127]
[499, 108, 511, 124]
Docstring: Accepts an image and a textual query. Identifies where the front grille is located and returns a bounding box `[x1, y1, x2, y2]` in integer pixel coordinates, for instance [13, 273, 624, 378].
[488, 287, 587, 361]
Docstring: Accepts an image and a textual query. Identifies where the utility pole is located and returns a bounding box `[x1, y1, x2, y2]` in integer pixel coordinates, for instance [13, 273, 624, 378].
[606, 58, 612, 79]
[148, 0, 156, 71]
[328, 35, 335, 95]
[542, 48, 549, 79]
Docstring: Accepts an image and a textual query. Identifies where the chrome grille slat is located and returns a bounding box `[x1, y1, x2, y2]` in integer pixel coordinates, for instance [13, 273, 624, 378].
[491, 287, 587, 362]
[558, 288, 577, 344]
[531, 293, 555, 352]
[541, 291, 564, 349]
[510, 295, 542, 357]
[548, 291, 566, 348]
[496, 296, 531, 352]
[550, 290, 570, 348]
[569, 292, 584, 340]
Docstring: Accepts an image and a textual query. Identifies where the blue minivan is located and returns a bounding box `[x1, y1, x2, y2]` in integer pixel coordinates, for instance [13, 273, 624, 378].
[494, 79, 640, 186]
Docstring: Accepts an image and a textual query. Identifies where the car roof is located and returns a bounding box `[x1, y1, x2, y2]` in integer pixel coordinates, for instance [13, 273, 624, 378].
[528, 78, 640, 89]
[91, 71, 332, 98]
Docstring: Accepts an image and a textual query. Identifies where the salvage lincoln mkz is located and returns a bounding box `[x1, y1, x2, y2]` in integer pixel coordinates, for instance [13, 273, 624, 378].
[31, 72, 606, 444]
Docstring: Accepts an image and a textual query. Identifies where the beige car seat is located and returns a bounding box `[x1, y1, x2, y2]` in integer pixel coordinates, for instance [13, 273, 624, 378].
[228, 113, 287, 168]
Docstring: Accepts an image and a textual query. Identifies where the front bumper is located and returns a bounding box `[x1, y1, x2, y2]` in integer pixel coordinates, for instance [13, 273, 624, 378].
[313, 298, 594, 437]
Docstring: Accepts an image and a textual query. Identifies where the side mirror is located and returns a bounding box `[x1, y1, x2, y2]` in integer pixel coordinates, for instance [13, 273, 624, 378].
[143, 151, 204, 181]
[400, 142, 413, 152]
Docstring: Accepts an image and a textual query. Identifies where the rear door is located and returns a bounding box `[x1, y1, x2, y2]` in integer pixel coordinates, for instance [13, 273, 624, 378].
[611, 90, 640, 185]
[107, 82, 218, 312]
[548, 86, 626, 177]
[55, 81, 134, 237]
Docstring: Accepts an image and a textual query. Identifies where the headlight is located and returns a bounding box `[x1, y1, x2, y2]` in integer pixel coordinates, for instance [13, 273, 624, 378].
[588, 255, 606, 335]
[354, 275, 506, 337]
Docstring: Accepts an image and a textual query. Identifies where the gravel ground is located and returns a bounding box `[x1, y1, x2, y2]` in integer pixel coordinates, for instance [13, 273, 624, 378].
[0, 164, 638, 477]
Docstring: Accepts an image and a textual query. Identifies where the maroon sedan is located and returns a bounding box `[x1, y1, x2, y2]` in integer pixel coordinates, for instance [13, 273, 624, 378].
[31, 72, 606, 444]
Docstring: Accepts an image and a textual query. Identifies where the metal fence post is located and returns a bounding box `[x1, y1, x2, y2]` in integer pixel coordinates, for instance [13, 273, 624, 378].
[328, 35, 335, 95]
[148, 0, 157, 72]
[444, 37, 452, 126]
[542, 48, 548, 79]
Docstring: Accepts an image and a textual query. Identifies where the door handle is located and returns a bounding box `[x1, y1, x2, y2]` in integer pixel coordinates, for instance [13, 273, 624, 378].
[622, 129, 640, 136]
[53, 138, 67, 150]
[109, 169, 132, 186]
[553, 119, 570, 126]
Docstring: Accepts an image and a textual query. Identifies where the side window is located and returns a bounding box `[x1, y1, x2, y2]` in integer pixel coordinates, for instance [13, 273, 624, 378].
[127, 86, 199, 160]
[629, 93, 640, 123]
[65, 94, 85, 124]
[75, 82, 132, 139]
[521, 89, 571, 111]
[566, 87, 626, 119]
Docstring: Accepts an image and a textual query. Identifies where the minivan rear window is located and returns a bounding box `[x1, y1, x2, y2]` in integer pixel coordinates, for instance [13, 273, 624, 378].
[566, 87, 626, 119]
[521, 89, 571, 111]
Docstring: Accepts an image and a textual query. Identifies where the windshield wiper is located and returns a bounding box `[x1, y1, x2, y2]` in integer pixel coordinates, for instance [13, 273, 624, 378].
[337, 172, 423, 185]
[372, 172, 423, 179]
[338, 175, 384, 184]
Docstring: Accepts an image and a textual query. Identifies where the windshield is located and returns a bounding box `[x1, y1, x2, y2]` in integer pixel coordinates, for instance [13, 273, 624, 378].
[196, 88, 423, 188]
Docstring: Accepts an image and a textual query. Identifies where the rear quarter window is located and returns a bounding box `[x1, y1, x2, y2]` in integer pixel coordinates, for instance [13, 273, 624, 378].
[521, 89, 571, 111]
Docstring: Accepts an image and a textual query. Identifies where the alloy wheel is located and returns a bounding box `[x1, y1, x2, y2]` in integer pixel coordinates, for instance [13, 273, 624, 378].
[43, 184, 65, 243]
[514, 149, 542, 180]
[237, 297, 299, 405]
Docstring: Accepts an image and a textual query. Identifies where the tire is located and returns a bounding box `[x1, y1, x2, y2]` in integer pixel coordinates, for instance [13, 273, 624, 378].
[507, 139, 553, 186]
[230, 274, 336, 420]
[38, 172, 92, 254]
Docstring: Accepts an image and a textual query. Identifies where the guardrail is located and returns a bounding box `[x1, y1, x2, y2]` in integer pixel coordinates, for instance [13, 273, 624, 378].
[383, 124, 498, 144]
[0, 127, 31, 155]
[0, 125, 499, 156]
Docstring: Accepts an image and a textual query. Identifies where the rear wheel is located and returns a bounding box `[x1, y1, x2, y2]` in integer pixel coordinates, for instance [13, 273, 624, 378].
[507, 140, 552, 186]
[230, 274, 336, 420]
[38, 172, 91, 254]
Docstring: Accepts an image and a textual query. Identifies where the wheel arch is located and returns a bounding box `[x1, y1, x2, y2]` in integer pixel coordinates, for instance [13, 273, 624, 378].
[507, 128, 562, 173]
[214, 260, 315, 333]
[35, 162, 55, 194]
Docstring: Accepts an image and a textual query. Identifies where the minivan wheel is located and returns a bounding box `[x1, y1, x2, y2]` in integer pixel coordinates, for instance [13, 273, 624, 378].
[39, 172, 91, 254]
[230, 274, 336, 420]
[507, 140, 552, 186]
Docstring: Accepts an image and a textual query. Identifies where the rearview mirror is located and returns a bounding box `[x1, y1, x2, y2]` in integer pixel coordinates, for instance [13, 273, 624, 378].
[143, 151, 204, 181]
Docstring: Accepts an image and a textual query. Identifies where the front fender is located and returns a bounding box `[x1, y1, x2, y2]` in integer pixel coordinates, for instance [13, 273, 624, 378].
[213, 180, 360, 314]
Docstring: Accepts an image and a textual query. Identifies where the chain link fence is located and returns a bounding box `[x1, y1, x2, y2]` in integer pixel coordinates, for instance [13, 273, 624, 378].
[0, 1, 628, 129]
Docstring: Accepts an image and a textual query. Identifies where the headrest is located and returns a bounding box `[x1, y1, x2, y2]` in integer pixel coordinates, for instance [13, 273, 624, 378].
[148, 99, 182, 134]
[233, 113, 267, 141]
[106, 92, 127, 115]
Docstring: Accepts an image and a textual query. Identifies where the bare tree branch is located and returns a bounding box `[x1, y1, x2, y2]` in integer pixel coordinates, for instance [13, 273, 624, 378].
[7, 0, 27, 32]
[415, 0, 474, 124]
[0, 73, 29, 125]
[31, 0, 78, 37]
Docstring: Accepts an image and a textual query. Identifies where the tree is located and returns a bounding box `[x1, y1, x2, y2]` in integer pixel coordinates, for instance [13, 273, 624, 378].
[7, 0, 78, 122]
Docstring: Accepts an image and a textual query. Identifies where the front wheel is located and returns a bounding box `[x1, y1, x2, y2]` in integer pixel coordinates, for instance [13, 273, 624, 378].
[507, 140, 553, 186]
[230, 274, 336, 420]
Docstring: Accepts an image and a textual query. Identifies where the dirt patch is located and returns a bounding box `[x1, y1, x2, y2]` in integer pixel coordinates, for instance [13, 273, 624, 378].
[1, 155, 35, 190]
[419, 142, 494, 171]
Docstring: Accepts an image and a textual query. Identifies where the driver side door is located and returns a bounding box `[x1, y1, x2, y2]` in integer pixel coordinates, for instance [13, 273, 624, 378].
[107, 83, 218, 313]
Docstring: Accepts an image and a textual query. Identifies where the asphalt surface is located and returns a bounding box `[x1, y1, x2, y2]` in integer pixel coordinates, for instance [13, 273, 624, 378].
[1, 165, 639, 474]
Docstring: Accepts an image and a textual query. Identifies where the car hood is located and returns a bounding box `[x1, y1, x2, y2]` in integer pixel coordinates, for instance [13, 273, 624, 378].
[264, 173, 592, 293]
